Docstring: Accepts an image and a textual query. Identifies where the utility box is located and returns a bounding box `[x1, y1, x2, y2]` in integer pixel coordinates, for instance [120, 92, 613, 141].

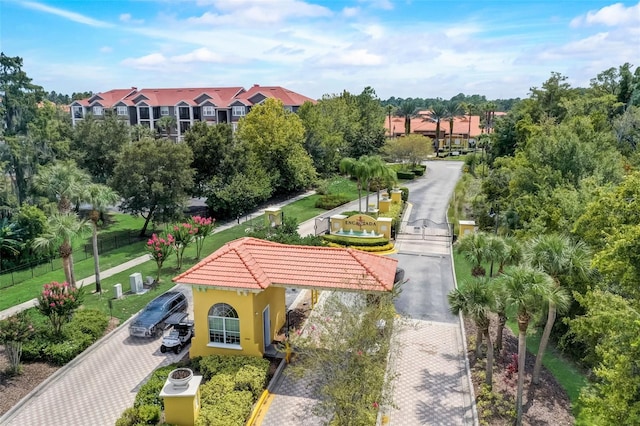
[114, 283, 122, 299]
[129, 272, 143, 294]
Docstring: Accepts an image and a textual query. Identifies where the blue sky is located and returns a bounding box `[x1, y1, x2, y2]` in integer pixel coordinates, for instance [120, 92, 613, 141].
[2, 0, 639, 100]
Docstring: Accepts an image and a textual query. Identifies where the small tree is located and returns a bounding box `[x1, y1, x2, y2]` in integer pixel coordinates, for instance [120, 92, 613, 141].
[37, 281, 83, 336]
[172, 222, 196, 269]
[288, 291, 398, 424]
[146, 233, 175, 282]
[0, 312, 34, 375]
[190, 216, 215, 259]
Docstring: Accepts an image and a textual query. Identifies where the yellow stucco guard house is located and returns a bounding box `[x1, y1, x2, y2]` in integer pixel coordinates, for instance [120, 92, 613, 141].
[173, 237, 398, 358]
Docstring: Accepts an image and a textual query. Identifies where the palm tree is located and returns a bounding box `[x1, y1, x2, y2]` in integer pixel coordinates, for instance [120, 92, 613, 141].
[448, 277, 496, 387]
[156, 116, 176, 138]
[485, 234, 507, 277]
[398, 100, 417, 135]
[385, 104, 395, 138]
[526, 234, 590, 385]
[339, 157, 370, 213]
[444, 102, 463, 155]
[455, 232, 490, 276]
[32, 160, 91, 213]
[498, 266, 568, 426]
[32, 213, 92, 287]
[85, 184, 119, 293]
[0, 218, 22, 271]
[362, 156, 396, 212]
[428, 103, 447, 157]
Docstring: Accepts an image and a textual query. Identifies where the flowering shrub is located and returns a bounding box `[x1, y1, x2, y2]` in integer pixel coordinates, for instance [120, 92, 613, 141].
[37, 281, 83, 336]
[0, 312, 34, 374]
[190, 216, 215, 259]
[172, 223, 197, 269]
[146, 232, 175, 282]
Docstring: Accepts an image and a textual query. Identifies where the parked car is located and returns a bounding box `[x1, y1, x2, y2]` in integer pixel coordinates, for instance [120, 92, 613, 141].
[129, 291, 188, 338]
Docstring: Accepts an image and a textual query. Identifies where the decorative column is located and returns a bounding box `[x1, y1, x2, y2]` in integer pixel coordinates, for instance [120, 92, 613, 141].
[161, 368, 203, 426]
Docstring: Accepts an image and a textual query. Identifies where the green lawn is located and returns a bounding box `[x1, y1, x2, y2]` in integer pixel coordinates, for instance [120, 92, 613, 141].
[1, 178, 361, 313]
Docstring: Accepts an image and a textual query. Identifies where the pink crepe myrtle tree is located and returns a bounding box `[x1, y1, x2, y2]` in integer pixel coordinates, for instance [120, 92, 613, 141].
[190, 216, 215, 259]
[37, 281, 83, 336]
[146, 232, 175, 282]
[172, 223, 197, 270]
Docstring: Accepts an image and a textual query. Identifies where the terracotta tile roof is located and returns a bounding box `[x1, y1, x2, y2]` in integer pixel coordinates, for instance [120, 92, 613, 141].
[73, 85, 313, 109]
[385, 113, 482, 137]
[173, 237, 398, 292]
[235, 84, 316, 106]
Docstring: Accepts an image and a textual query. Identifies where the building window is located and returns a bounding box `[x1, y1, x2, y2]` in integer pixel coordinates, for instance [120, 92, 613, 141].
[284, 106, 293, 112]
[160, 106, 169, 116]
[139, 107, 150, 120]
[117, 106, 128, 116]
[232, 106, 246, 117]
[203, 106, 215, 116]
[208, 303, 240, 345]
[92, 106, 103, 116]
[73, 106, 83, 119]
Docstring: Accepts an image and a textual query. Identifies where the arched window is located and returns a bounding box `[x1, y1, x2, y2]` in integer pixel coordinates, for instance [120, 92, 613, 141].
[208, 303, 240, 345]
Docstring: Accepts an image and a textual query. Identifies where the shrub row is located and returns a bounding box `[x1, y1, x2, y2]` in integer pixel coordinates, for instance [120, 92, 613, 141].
[22, 309, 109, 365]
[322, 234, 390, 247]
[315, 194, 350, 210]
[117, 354, 270, 426]
[396, 170, 415, 180]
[324, 242, 395, 253]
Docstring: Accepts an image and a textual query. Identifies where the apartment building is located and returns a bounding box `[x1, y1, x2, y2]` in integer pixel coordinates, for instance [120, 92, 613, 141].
[70, 84, 315, 140]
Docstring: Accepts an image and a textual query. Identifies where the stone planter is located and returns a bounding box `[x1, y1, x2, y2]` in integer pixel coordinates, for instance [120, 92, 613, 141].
[167, 368, 193, 389]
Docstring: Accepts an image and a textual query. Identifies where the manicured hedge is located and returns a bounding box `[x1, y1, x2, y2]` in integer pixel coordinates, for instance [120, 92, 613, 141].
[396, 170, 415, 180]
[22, 308, 109, 365]
[315, 194, 350, 210]
[322, 234, 389, 247]
[399, 187, 409, 202]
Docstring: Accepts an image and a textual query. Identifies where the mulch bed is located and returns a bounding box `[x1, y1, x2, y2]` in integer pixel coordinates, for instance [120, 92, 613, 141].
[463, 316, 574, 425]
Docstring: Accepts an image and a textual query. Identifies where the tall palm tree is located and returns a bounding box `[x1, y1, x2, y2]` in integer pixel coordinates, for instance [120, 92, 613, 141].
[485, 234, 507, 277]
[339, 157, 370, 213]
[385, 104, 395, 138]
[444, 102, 463, 155]
[362, 156, 396, 212]
[398, 100, 417, 135]
[32, 160, 91, 214]
[85, 184, 119, 293]
[448, 277, 496, 387]
[498, 266, 568, 426]
[455, 232, 490, 276]
[526, 234, 591, 385]
[428, 103, 447, 157]
[32, 213, 92, 287]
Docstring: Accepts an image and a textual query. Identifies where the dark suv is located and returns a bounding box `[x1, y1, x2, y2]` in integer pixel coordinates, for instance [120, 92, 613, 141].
[129, 291, 188, 338]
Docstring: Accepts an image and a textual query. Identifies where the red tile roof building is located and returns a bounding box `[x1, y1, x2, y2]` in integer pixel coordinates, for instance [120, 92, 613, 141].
[70, 84, 316, 140]
[173, 237, 398, 293]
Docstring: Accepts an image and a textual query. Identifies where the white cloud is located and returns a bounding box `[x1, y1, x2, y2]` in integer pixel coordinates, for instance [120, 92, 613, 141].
[188, 0, 332, 25]
[570, 1, 640, 27]
[172, 48, 224, 63]
[120, 13, 145, 25]
[20, 1, 113, 27]
[343, 7, 360, 17]
[121, 53, 167, 69]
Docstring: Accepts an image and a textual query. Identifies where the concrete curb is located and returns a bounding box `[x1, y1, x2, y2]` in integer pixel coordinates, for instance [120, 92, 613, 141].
[448, 218, 480, 426]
